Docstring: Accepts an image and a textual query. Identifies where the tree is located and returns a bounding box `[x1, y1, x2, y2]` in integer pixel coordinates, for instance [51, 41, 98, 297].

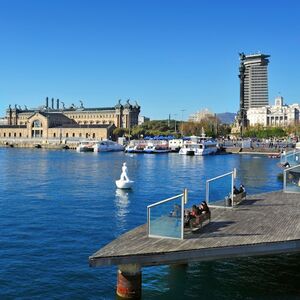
[113, 128, 127, 137]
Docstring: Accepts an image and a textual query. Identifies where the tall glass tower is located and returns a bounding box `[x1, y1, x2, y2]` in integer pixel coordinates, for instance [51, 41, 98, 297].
[236, 52, 270, 134]
[240, 53, 270, 109]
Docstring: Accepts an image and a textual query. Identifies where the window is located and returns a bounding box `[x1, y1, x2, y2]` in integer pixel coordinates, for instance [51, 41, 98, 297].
[92, 133, 95, 138]
[79, 133, 82, 137]
[72, 133, 75, 137]
[14, 133, 16, 137]
[33, 120, 42, 127]
[66, 133, 69, 138]
[19, 133, 22, 137]
[53, 133, 56, 138]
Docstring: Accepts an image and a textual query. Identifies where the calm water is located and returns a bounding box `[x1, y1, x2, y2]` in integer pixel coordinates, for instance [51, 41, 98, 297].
[0, 148, 299, 299]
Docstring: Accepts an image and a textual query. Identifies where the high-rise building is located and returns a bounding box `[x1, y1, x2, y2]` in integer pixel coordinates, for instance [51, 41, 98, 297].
[240, 53, 270, 110]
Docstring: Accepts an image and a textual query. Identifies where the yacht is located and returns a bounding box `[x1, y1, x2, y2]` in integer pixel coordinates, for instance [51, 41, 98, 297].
[179, 136, 218, 156]
[76, 141, 95, 152]
[93, 140, 124, 152]
[144, 143, 170, 154]
[125, 143, 146, 153]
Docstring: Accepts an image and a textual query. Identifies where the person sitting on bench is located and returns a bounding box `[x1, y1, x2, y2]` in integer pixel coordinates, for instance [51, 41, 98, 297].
[199, 201, 210, 214]
[239, 184, 245, 193]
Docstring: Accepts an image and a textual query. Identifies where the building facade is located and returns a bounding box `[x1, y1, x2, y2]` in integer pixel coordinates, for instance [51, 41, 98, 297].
[0, 98, 140, 140]
[247, 96, 300, 127]
[241, 53, 270, 110]
[188, 108, 215, 122]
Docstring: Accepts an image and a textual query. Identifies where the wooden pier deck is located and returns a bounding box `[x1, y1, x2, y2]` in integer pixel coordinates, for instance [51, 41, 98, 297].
[89, 191, 300, 267]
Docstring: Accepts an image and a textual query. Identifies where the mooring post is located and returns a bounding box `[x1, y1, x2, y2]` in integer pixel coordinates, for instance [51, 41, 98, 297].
[116, 264, 142, 299]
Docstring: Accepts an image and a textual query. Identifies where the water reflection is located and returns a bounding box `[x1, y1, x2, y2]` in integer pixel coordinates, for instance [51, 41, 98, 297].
[114, 189, 131, 225]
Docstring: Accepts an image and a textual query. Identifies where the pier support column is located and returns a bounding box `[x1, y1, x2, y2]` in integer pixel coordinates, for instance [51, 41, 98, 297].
[116, 264, 141, 299]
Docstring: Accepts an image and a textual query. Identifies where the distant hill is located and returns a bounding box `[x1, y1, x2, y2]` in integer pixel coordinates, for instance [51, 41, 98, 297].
[216, 112, 236, 124]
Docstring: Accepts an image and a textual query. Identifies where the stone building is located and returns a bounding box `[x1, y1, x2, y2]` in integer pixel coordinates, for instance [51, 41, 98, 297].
[0, 98, 140, 140]
[188, 108, 215, 122]
[247, 96, 300, 127]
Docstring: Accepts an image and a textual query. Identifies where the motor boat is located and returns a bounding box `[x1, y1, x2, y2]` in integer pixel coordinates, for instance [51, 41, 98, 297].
[179, 136, 218, 156]
[144, 143, 170, 154]
[76, 141, 95, 152]
[125, 144, 145, 153]
[93, 140, 124, 152]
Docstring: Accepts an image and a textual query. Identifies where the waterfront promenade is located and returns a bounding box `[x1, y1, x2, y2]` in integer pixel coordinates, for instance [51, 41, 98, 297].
[90, 190, 300, 297]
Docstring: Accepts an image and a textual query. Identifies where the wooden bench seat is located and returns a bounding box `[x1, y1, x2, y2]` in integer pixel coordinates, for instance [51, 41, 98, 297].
[232, 191, 246, 206]
[189, 211, 211, 232]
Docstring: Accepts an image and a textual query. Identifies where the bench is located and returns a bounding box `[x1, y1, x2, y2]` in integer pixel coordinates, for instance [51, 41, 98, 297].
[232, 191, 246, 206]
[189, 211, 211, 232]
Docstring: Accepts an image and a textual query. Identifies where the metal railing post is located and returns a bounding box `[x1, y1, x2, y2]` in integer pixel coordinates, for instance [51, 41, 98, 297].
[181, 188, 186, 240]
[206, 181, 209, 204]
[231, 171, 234, 207]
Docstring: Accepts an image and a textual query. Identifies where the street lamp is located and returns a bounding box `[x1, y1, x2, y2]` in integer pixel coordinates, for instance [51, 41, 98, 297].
[174, 114, 178, 133]
[180, 109, 185, 136]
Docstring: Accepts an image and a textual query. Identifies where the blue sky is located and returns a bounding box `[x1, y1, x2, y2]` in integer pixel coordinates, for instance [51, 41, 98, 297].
[0, 0, 299, 120]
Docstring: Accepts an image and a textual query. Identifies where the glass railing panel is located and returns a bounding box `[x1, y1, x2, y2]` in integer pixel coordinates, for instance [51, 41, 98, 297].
[281, 150, 300, 167]
[284, 165, 300, 193]
[148, 196, 183, 239]
[207, 173, 233, 208]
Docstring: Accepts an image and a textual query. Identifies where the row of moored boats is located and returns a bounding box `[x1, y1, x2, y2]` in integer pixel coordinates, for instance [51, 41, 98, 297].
[77, 135, 219, 156]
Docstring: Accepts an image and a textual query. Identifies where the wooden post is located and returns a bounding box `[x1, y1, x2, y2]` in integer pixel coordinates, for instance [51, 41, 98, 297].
[116, 264, 141, 299]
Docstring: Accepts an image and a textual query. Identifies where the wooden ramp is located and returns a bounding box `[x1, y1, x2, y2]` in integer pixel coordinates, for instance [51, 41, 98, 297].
[89, 191, 300, 267]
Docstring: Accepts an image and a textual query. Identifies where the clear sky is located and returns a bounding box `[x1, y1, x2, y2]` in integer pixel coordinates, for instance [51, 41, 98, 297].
[0, 0, 299, 120]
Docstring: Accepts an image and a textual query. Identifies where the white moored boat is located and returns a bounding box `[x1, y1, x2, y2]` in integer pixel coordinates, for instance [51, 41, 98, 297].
[93, 140, 124, 152]
[125, 143, 146, 153]
[144, 142, 170, 154]
[179, 135, 218, 156]
[76, 140, 95, 152]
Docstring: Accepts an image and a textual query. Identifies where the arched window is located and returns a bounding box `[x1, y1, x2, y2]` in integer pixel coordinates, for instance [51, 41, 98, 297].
[33, 120, 42, 128]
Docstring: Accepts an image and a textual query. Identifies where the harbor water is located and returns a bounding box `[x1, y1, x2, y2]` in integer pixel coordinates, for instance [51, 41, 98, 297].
[0, 148, 299, 299]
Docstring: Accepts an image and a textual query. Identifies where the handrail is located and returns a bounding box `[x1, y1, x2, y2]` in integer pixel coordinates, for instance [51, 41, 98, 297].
[147, 193, 184, 209]
[206, 171, 234, 183]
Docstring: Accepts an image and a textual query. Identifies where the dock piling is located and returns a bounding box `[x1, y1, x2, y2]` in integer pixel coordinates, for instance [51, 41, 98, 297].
[117, 264, 141, 299]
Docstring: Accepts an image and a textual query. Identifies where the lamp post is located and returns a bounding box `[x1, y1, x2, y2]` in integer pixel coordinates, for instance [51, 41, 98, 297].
[174, 114, 177, 133]
[180, 109, 185, 137]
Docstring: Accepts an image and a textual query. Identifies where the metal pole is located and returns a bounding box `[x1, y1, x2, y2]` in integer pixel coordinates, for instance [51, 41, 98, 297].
[206, 181, 209, 204]
[181, 188, 186, 240]
[180, 109, 185, 136]
[231, 170, 234, 207]
[147, 207, 150, 236]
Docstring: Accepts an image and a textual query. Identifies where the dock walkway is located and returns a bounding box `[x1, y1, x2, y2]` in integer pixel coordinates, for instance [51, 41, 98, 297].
[90, 191, 300, 267]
